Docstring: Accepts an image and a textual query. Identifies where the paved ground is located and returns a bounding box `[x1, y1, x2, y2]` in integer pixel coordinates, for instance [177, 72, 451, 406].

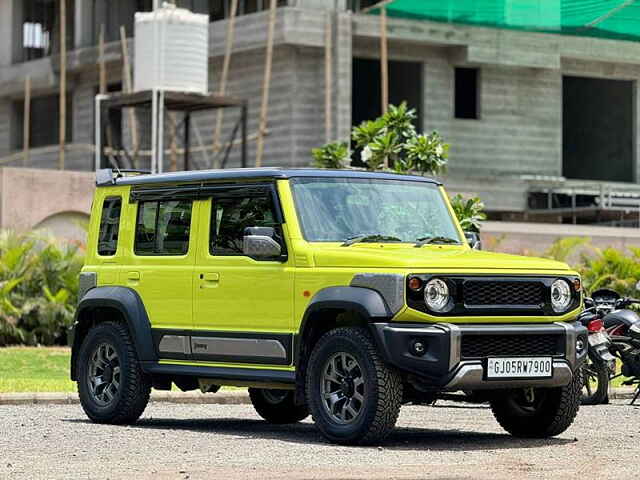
[1, 400, 638, 480]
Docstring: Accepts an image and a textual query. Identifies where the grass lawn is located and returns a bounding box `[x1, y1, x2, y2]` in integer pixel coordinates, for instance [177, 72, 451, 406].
[0, 347, 633, 394]
[0, 347, 75, 393]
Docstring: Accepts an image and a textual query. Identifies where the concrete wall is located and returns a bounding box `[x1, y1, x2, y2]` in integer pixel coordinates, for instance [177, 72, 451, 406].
[481, 221, 640, 258]
[0, 167, 94, 241]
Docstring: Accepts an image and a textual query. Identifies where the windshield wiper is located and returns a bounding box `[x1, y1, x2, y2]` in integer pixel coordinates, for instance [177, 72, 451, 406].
[414, 236, 461, 247]
[342, 234, 402, 247]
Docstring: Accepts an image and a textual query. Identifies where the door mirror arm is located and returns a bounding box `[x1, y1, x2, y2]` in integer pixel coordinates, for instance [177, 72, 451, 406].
[464, 231, 482, 250]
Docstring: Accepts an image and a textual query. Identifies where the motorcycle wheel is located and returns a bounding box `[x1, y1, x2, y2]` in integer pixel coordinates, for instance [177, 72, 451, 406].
[581, 356, 609, 405]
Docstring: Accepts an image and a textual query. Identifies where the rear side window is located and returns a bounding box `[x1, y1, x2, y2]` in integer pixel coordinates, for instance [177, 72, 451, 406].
[210, 195, 277, 256]
[97, 197, 122, 256]
[135, 200, 193, 255]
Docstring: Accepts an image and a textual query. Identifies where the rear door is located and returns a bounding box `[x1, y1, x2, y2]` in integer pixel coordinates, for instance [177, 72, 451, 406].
[120, 196, 198, 331]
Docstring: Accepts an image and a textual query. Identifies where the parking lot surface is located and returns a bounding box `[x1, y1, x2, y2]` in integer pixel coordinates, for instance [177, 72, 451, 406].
[1, 400, 638, 479]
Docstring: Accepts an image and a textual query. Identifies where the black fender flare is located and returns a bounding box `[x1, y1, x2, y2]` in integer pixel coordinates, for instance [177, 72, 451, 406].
[70, 286, 156, 380]
[295, 286, 392, 363]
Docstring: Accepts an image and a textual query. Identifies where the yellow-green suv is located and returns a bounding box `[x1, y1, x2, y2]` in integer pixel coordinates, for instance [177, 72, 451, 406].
[71, 168, 586, 445]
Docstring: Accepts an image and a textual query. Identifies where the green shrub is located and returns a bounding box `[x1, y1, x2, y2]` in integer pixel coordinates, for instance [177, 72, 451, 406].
[449, 195, 486, 233]
[0, 231, 83, 346]
[542, 237, 640, 296]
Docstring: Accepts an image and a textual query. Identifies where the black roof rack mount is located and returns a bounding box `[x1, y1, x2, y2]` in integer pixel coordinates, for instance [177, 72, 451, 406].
[96, 168, 152, 186]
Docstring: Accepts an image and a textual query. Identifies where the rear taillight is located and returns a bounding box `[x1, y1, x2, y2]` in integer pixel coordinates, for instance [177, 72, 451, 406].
[588, 318, 605, 332]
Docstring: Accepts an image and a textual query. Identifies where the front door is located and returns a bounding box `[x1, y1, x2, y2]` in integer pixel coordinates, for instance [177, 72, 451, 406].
[193, 187, 294, 366]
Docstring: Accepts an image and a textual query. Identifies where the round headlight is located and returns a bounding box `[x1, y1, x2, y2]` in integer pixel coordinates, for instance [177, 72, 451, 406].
[551, 279, 572, 313]
[424, 278, 450, 312]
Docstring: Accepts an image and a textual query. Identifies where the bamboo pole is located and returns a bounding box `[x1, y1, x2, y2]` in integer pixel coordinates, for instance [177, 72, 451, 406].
[59, 0, 67, 170]
[380, 6, 388, 116]
[98, 24, 106, 94]
[380, 6, 389, 168]
[120, 26, 139, 166]
[212, 0, 239, 167]
[23, 76, 31, 166]
[255, 0, 277, 168]
[324, 11, 333, 143]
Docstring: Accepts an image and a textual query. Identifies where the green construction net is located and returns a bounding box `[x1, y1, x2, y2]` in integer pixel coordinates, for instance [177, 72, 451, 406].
[369, 0, 640, 43]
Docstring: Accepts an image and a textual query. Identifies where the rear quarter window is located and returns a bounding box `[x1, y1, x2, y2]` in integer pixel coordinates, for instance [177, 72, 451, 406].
[97, 197, 122, 256]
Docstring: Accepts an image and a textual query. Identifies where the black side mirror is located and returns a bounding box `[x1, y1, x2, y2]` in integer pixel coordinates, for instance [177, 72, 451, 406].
[464, 231, 482, 250]
[243, 226, 281, 258]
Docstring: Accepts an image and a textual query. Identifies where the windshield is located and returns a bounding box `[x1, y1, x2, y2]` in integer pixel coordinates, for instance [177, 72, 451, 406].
[290, 177, 461, 243]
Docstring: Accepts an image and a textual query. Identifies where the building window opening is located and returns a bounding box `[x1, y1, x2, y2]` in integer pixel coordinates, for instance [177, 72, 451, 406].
[454, 67, 479, 119]
[19, 0, 74, 62]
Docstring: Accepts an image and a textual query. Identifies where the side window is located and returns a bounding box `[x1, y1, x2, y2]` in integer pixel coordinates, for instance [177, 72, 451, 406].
[134, 200, 193, 255]
[97, 197, 122, 256]
[210, 195, 279, 256]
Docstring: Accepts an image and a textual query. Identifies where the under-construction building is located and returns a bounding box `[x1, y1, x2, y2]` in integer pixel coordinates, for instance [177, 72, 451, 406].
[3, 0, 640, 228]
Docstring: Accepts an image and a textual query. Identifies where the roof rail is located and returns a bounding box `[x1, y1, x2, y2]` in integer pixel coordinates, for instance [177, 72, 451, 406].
[96, 168, 152, 186]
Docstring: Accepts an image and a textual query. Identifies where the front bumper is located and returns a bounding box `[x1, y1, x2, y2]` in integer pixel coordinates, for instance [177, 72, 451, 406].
[371, 321, 587, 391]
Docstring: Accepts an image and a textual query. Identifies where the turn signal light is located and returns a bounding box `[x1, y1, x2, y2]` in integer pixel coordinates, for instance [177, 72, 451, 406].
[587, 318, 604, 332]
[408, 277, 422, 291]
[572, 278, 581, 291]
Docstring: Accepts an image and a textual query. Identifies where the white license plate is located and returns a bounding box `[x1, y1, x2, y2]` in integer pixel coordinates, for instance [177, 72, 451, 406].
[486, 357, 553, 379]
[588, 332, 609, 347]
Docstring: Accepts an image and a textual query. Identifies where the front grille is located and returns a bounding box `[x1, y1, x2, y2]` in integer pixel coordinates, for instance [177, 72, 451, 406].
[460, 334, 563, 359]
[463, 281, 543, 306]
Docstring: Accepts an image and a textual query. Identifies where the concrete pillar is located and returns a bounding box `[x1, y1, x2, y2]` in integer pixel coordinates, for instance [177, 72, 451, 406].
[333, 10, 352, 144]
[75, 0, 94, 48]
[0, 0, 14, 66]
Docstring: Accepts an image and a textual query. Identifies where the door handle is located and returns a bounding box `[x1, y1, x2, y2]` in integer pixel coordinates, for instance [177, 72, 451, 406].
[202, 273, 220, 282]
[127, 271, 140, 281]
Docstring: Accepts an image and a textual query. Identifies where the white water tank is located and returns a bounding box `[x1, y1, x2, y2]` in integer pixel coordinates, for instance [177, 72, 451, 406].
[134, 3, 209, 94]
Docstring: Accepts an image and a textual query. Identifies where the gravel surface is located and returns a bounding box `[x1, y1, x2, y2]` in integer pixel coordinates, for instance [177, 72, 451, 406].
[1, 400, 638, 479]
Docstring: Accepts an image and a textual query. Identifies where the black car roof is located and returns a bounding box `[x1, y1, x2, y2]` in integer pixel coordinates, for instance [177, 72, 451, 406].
[102, 168, 441, 187]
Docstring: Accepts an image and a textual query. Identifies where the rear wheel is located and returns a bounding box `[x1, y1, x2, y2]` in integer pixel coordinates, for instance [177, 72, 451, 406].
[248, 388, 309, 424]
[581, 356, 609, 405]
[305, 327, 402, 445]
[77, 322, 151, 424]
[490, 370, 582, 438]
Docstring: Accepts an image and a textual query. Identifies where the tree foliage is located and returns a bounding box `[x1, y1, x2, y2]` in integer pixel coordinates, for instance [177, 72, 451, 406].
[313, 102, 449, 176]
[0, 231, 83, 346]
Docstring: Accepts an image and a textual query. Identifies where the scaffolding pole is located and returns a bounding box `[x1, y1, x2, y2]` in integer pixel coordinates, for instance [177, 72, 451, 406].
[324, 11, 333, 143]
[120, 26, 139, 167]
[212, 0, 239, 167]
[99, 24, 107, 94]
[59, 0, 67, 170]
[255, 0, 277, 168]
[23, 76, 31, 166]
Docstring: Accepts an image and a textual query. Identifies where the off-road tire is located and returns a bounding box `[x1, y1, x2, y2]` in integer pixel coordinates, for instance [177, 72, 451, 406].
[490, 369, 582, 438]
[306, 327, 403, 445]
[581, 356, 609, 405]
[248, 388, 309, 424]
[77, 321, 151, 424]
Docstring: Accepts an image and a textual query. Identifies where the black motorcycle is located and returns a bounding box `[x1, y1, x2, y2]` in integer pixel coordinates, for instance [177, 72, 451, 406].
[584, 288, 640, 405]
[578, 291, 617, 405]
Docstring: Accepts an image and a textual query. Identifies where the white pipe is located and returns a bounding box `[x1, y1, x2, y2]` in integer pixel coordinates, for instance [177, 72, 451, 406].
[94, 95, 107, 171]
[151, 89, 158, 173]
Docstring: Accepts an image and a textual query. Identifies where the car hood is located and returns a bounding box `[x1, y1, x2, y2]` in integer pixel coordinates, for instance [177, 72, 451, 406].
[312, 245, 571, 271]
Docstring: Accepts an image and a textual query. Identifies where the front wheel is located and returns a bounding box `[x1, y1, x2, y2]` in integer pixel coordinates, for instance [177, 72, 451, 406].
[248, 388, 309, 424]
[581, 356, 609, 405]
[77, 322, 151, 424]
[306, 327, 403, 445]
[490, 370, 582, 438]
